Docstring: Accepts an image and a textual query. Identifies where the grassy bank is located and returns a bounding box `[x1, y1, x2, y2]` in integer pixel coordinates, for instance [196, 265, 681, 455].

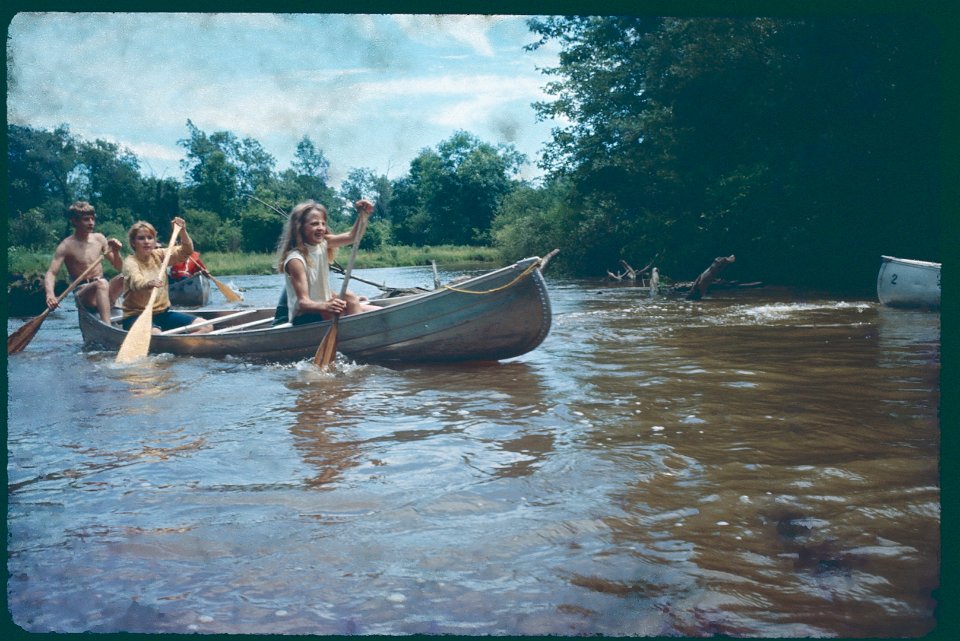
[7, 244, 502, 279]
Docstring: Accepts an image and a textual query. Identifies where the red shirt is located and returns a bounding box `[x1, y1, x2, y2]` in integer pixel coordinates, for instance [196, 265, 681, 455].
[169, 251, 207, 281]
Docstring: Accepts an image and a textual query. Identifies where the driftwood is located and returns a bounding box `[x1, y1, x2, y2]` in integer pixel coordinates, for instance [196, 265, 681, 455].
[382, 286, 432, 298]
[608, 255, 660, 284]
[536, 249, 561, 275]
[685, 255, 736, 300]
[605, 253, 756, 299]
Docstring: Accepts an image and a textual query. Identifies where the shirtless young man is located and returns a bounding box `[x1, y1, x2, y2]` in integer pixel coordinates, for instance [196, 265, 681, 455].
[44, 201, 124, 323]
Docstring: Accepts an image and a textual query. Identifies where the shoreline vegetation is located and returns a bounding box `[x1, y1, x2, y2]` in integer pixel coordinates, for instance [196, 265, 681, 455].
[6, 245, 502, 316]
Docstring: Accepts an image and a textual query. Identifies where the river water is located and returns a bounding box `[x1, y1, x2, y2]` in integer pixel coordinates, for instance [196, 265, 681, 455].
[6, 264, 941, 636]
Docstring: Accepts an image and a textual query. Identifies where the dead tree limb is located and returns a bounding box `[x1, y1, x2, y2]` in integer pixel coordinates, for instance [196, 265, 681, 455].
[636, 254, 660, 277]
[618, 260, 638, 280]
[539, 248, 560, 272]
[686, 255, 736, 300]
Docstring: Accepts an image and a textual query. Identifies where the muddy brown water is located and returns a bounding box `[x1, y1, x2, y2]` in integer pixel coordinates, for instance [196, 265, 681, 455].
[6, 266, 940, 636]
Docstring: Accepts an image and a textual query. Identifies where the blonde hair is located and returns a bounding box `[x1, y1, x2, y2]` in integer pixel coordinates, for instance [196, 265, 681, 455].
[276, 200, 334, 271]
[127, 221, 157, 247]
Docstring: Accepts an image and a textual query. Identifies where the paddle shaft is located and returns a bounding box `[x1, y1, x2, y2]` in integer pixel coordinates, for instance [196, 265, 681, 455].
[338, 217, 367, 299]
[330, 262, 388, 291]
[314, 214, 369, 367]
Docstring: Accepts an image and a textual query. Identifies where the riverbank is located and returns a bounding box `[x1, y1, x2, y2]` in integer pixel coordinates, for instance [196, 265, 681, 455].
[6, 245, 502, 316]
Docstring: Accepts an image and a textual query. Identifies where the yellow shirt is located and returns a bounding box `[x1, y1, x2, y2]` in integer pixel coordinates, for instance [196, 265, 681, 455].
[122, 242, 192, 318]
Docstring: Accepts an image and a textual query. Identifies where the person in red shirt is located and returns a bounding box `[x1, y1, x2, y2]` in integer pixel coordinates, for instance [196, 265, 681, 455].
[169, 251, 208, 282]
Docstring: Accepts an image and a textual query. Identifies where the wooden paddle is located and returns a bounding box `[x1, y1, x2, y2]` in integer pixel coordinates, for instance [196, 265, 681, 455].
[201, 268, 243, 302]
[183, 252, 242, 302]
[115, 223, 182, 363]
[7, 253, 107, 355]
[314, 214, 369, 368]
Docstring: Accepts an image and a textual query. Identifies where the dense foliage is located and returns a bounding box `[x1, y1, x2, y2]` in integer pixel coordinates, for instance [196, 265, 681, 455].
[6, 123, 524, 259]
[499, 15, 944, 288]
[7, 15, 945, 290]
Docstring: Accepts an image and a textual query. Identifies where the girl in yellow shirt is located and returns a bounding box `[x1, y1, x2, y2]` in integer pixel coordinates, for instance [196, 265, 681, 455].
[121, 217, 211, 334]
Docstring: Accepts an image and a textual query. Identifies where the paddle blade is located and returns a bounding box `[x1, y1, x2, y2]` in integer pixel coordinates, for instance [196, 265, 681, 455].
[211, 275, 243, 302]
[313, 321, 339, 368]
[115, 307, 154, 363]
[7, 310, 50, 355]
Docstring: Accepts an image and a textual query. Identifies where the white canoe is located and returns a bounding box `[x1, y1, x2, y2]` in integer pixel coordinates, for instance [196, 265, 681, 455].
[168, 273, 210, 307]
[876, 255, 941, 308]
[79, 256, 553, 363]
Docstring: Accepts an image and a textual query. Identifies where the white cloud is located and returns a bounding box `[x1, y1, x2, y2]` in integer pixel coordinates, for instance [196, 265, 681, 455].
[7, 12, 559, 185]
[352, 73, 545, 100]
[390, 15, 508, 57]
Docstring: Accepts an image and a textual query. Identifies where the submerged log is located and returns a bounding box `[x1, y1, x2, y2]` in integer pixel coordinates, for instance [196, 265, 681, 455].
[685, 255, 736, 300]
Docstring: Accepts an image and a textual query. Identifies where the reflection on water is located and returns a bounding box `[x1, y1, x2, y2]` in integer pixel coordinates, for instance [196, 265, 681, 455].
[6, 273, 940, 636]
[286, 361, 555, 489]
[105, 356, 184, 400]
[287, 379, 366, 489]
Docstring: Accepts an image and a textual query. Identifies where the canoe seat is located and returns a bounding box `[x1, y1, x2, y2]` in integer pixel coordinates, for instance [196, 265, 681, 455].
[158, 309, 256, 335]
[207, 317, 277, 335]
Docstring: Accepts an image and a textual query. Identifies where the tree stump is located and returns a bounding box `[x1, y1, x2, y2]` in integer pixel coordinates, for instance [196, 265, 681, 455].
[686, 255, 736, 300]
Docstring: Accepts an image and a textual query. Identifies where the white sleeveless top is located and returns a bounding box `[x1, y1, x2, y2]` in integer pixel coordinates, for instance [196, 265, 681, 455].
[283, 241, 332, 321]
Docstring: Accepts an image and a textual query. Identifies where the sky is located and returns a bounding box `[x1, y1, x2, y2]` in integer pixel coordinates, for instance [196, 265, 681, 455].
[7, 12, 563, 188]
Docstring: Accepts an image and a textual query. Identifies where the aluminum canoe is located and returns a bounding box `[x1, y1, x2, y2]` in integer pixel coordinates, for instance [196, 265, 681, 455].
[876, 255, 941, 309]
[79, 256, 552, 363]
[168, 273, 210, 307]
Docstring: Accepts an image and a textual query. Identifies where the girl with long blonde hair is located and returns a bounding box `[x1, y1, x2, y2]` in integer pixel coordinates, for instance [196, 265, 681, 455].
[275, 199, 377, 325]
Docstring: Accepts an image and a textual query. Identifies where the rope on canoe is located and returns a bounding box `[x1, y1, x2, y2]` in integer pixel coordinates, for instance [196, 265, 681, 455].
[441, 256, 546, 295]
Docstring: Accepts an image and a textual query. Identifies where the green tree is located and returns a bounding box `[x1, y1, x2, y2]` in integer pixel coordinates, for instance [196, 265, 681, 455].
[338, 168, 393, 250]
[526, 16, 942, 286]
[75, 139, 144, 210]
[178, 119, 276, 220]
[139, 175, 182, 229]
[391, 131, 525, 246]
[291, 136, 330, 185]
[493, 179, 574, 267]
[339, 167, 392, 213]
[7, 124, 81, 223]
[240, 208, 285, 253]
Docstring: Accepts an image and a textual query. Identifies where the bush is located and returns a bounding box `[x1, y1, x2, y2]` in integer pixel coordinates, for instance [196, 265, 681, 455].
[8, 208, 59, 249]
[214, 227, 242, 252]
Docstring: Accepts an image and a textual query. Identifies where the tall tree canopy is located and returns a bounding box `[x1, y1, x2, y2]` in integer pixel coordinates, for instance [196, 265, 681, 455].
[523, 15, 943, 287]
